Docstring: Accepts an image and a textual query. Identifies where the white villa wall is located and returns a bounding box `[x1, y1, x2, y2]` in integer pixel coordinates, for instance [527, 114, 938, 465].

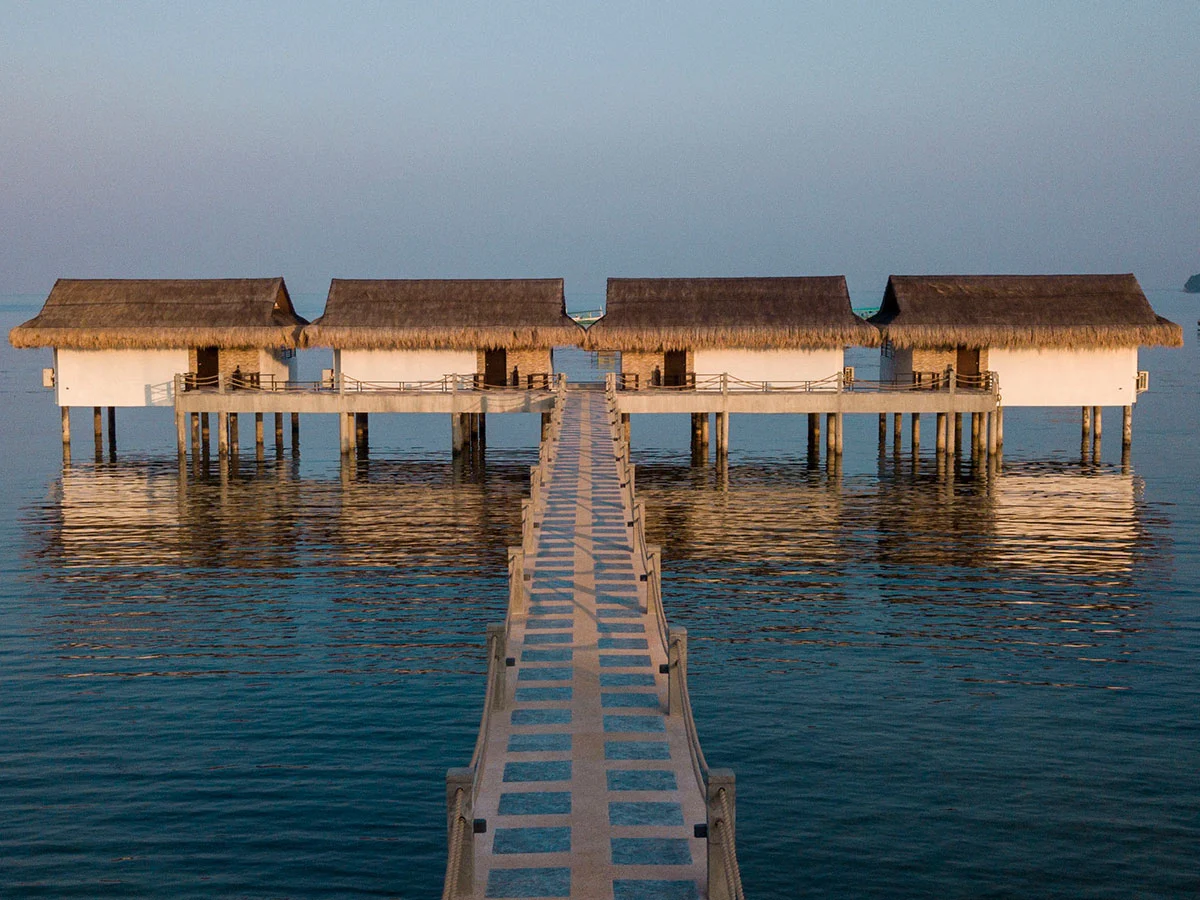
[336, 349, 477, 385]
[54, 348, 189, 407]
[691, 348, 844, 388]
[989, 347, 1138, 407]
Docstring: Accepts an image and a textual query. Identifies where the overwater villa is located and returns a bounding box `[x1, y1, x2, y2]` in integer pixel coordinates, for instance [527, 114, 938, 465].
[868, 274, 1183, 441]
[8, 278, 306, 445]
[303, 278, 582, 388]
[585, 276, 877, 388]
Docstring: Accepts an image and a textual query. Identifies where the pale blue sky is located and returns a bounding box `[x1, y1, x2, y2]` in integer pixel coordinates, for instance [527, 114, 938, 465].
[2, 1, 1197, 303]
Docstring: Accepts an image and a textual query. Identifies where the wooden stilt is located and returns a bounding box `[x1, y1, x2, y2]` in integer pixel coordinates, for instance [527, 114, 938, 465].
[825, 412, 835, 456]
[255, 413, 264, 460]
[1122, 405, 1132, 448]
[291, 412, 300, 451]
[218, 413, 229, 458]
[971, 412, 982, 454]
[274, 412, 284, 452]
[987, 410, 999, 456]
[835, 412, 844, 455]
[810, 413, 821, 452]
[339, 412, 352, 456]
[715, 412, 729, 460]
[1082, 406, 1092, 441]
[191, 413, 200, 458]
[229, 413, 239, 455]
[201, 413, 211, 455]
[936, 412, 946, 454]
[996, 407, 1004, 450]
[175, 409, 186, 457]
[954, 413, 963, 455]
[93, 406, 103, 455]
[107, 407, 116, 455]
[452, 413, 464, 457]
[911, 413, 920, 453]
[892, 412, 902, 451]
[878, 413, 886, 448]
[61, 407, 71, 447]
[1092, 406, 1102, 457]
[946, 411, 957, 457]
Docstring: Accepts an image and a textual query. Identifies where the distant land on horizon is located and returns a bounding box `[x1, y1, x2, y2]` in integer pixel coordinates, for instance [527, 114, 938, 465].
[1186, 274, 1200, 293]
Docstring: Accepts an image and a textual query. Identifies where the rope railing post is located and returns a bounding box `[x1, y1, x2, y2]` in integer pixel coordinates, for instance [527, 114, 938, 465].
[443, 769, 475, 899]
[508, 548, 526, 617]
[487, 623, 507, 712]
[667, 626, 687, 716]
[707, 769, 743, 900]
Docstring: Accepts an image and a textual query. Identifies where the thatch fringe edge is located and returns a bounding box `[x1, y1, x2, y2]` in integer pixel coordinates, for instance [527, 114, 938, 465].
[875, 321, 1183, 350]
[8, 325, 306, 350]
[301, 324, 585, 350]
[584, 324, 881, 351]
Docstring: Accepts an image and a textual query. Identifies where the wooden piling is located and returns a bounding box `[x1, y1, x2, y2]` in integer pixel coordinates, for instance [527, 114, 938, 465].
[218, 413, 229, 458]
[290, 412, 300, 451]
[810, 413, 822, 453]
[878, 413, 886, 448]
[946, 411, 957, 457]
[1122, 405, 1132, 448]
[255, 413, 264, 460]
[355, 413, 369, 455]
[835, 412, 844, 455]
[954, 413, 963, 455]
[274, 412, 284, 451]
[996, 407, 1004, 450]
[825, 412, 835, 456]
[892, 412, 902, 451]
[190, 413, 200, 458]
[201, 413, 211, 455]
[936, 412, 946, 454]
[1092, 406, 1102, 457]
[175, 409, 186, 457]
[1082, 406, 1092, 441]
[987, 410, 999, 456]
[107, 407, 116, 454]
[715, 412, 729, 460]
[971, 412, 981, 454]
[93, 406, 103, 455]
[451, 413, 465, 457]
[61, 407, 71, 447]
[911, 413, 920, 453]
[229, 413, 239, 454]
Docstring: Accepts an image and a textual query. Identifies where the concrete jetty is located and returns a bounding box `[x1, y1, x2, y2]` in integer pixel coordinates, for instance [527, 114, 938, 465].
[444, 387, 742, 899]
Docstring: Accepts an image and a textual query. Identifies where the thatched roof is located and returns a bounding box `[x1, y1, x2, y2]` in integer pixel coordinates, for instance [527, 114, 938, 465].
[303, 279, 582, 349]
[8, 278, 307, 350]
[869, 275, 1182, 349]
[585, 277, 878, 350]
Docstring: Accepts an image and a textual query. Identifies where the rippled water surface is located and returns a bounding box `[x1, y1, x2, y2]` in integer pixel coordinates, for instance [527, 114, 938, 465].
[2, 295, 1198, 898]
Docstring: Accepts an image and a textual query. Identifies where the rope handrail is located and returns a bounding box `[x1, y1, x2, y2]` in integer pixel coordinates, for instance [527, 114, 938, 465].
[441, 787, 470, 900]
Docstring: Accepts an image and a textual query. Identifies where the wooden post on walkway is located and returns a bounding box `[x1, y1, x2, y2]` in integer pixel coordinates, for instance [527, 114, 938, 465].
[541, 412, 551, 441]
[936, 412, 946, 455]
[1122, 405, 1132, 449]
[107, 407, 116, 455]
[911, 413, 920, 453]
[622, 413, 630, 445]
[93, 407, 103, 455]
[707, 769, 738, 900]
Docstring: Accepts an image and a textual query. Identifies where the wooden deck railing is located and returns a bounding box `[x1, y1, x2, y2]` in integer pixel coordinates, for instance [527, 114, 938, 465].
[614, 368, 999, 396]
[177, 372, 558, 395]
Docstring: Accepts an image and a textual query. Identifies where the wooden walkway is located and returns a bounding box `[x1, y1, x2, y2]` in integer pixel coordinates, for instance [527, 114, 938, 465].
[463, 390, 712, 899]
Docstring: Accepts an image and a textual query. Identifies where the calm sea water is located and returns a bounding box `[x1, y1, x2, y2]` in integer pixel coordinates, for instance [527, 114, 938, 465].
[1, 292, 1197, 898]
